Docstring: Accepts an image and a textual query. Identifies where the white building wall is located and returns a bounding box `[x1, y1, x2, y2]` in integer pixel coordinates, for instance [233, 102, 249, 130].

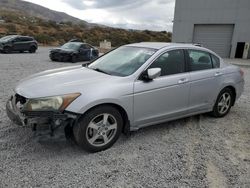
[173, 0, 250, 58]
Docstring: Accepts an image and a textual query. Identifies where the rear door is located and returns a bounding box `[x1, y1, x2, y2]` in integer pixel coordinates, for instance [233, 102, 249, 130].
[186, 49, 222, 113]
[133, 49, 190, 127]
[22, 37, 33, 50]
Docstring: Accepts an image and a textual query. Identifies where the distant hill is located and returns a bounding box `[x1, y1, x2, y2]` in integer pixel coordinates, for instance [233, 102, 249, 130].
[0, 0, 172, 46]
[0, 0, 94, 27]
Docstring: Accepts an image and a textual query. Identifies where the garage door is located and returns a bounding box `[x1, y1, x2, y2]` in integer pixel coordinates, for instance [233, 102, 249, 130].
[193, 24, 234, 58]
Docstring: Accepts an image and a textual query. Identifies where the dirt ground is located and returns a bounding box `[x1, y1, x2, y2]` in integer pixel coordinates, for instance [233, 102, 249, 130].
[0, 48, 249, 187]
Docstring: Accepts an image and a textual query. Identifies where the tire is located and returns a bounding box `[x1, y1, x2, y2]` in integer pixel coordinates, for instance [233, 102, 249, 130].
[29, 46, 36, 53]
[3, 46, 11, 54]
[71, 55, 77, 63]
[73, 106, 123, 152]
[211, 88, 234, 118]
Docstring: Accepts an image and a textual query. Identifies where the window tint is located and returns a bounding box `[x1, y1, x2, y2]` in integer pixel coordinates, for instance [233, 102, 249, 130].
[187, 50, 213, 71]
[12, 37, 20, 42]
[20, 37, 27, 42]
[86, 44, 92, 49]
[83, 44, 92, 49]
[211, 54, 220, 68]
[149, 50, 185, 76]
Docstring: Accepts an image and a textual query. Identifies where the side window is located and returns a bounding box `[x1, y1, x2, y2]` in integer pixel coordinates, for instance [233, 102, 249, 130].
[12, 37, 20, 42]
[79, 45, 85, 50]
[187, 50, 213, 71]
[211, 54, 220, 68]
[20, 37, 27, 42]
[25, 37, 33, 42]
[149, 50, 185, 76]
[85, 44, 92, 49]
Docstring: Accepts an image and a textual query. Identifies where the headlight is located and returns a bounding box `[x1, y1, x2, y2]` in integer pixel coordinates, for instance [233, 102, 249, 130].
[24, 93, 81, 111]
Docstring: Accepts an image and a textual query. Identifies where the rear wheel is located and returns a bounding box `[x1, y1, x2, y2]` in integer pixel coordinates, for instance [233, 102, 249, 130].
[211, 88, 234, 117]
[73, 106, 123, 152]
[29, 46, 36, 53]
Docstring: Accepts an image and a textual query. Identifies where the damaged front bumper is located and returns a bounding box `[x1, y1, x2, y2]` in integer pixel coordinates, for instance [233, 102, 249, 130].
[6, 95, 78, 136]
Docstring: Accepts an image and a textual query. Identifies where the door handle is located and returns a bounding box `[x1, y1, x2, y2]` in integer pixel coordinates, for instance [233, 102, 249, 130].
[215, 72, 223, 77]
[178, 78, 189, 84]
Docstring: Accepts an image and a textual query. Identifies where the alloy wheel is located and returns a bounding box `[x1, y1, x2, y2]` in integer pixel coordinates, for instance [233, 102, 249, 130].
[217, 92, 231, 115]
[86, 113, 118, 147]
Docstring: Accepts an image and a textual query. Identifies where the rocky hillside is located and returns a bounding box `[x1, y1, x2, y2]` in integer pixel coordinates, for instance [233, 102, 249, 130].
[0, 0, 92, 27]
[0, 0, 172, 46]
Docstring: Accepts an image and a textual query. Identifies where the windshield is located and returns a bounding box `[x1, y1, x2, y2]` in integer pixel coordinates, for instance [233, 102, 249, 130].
[61, 43, 81, 50]
[89, 46, 156, 77]
[0, 36, 15, 42]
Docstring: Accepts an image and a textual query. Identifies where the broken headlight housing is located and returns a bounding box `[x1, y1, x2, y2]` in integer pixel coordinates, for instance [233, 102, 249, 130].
[23, 93, 81, 111]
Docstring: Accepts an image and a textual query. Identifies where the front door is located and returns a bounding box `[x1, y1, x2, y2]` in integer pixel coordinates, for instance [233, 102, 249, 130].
[133, 49, 190, 128]
[80, 44, 91, 61]
[12, 37, 23, 51]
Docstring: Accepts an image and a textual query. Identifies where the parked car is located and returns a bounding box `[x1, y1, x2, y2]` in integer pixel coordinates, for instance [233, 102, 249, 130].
[6, 42, 244, 152]
[0, 35, 38, 53]
[50, 42, 99, 63]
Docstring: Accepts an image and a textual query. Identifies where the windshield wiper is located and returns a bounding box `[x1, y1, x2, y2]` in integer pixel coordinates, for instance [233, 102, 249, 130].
[91, 68, 111, 75]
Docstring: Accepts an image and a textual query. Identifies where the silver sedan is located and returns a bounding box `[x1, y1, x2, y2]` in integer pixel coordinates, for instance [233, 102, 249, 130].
[6, 42, 245, 152]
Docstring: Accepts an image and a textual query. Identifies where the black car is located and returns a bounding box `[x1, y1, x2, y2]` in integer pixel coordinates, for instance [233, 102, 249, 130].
[50, 42, 99, 63]
[0, 35, 38, 53]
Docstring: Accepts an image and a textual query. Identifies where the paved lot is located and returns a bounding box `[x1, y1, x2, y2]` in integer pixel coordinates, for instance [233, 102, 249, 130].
[0, 47, 250, 187]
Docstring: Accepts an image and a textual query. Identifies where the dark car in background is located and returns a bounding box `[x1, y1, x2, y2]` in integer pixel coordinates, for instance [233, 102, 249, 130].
[0, 35, 38, 53]
[50, 42, 99, 63]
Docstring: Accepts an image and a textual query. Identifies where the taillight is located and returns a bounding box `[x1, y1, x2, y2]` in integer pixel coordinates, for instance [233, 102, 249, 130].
[240, 69, 244, 77]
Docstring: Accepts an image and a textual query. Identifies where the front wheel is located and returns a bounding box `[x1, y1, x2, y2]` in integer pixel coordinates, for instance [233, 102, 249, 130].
[211, 88, 234, 118]
[73, 106, 123, 152]
[3, 46, 11, 53]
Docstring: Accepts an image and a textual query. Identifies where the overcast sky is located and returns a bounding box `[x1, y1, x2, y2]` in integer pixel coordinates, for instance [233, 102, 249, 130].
[23, 0, 175, 31]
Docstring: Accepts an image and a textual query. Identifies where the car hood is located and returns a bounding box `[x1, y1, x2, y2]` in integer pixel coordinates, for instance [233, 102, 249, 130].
[50, 48, 76, 53]
[15, 66, 114, 98]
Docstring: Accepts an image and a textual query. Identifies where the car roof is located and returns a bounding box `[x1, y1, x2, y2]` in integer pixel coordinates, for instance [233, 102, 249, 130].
[67, 42, 87, 45]
[126, 42, 204, 50]
[3, 35, 18, 38]
[10, 35, 34, 39]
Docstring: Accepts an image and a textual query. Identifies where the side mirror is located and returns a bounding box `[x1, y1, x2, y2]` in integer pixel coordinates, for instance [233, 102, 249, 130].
[141, 68, 161, 81]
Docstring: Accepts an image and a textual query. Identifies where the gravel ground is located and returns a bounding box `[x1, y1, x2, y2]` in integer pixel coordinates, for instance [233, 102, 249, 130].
[0, 47, 249, 187]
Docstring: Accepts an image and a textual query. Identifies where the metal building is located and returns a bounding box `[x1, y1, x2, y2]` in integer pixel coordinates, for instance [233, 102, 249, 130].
[172, 0, 250, 58]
